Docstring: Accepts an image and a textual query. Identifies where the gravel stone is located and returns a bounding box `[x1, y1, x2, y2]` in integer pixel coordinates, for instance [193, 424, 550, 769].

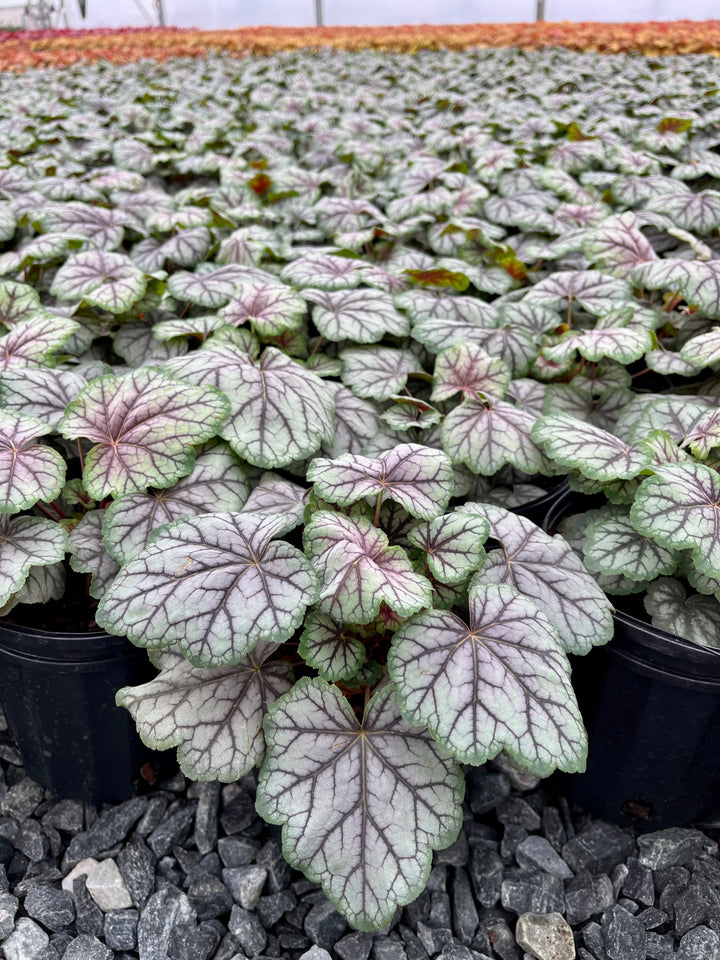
[62, 858, 100, 893]
[636, 906, 668, 929]
[62, 935, 113, 960]
[304, 898, 348, 949]
[646, 931, 676, 959]
[565, 871, 614, 925]
[435, 832, 469, 867]
[85, 857, 133, 911]
[42, 801, 84, 835]
[217, 836, 261, 867]
[193, 783, 220, 856]
[219, 790, 256, 835]
[470, 844, 503, 907]
[673, 878, 717, 935]
[541, 808, 568, 851]
[452, 867, 478, 945]
[678, 925, 720, 960]
[2, 917, 50, 960]
[562, 823, 635, 876]
[103, 909, 138, 951]
[134, 798, 168, 839]
[417, 921, 454, 956]
[601, 905, 646, 960]
[15, 820, 49, 862]
[223, 865, 267, 910]
[515, 912, 575, 960]
[65, 798, 147, 864]
[255, 889, 296, 927]
[167, 920, 222, 960]
[0, 778, 44, 821]
[515, 835, 574, 880]
[147, 805, 196, 858]
[0, 890, 17, 938]
[255, 840, 292, 893]
[299, 946, 333, 960]
[71, 876, 104, 937]
[25, 885, 75, 931]
[335, 931, 375, 960]
[496, 798, 542, 831]
[501, 871, 565, 916]
[117, 839, 156, 909]
[637, 829, 713, 870]
[187, 874, 233, 919]
[481, 918, 518, 960]
[622, 857, 654, 907]
[428, 890, 451, 928]
[467, 770, 511, 815]
[501, 825, 528, 863]
[399, 924, 431, 960]
[373, 938, 407, 960]
[137, 885, 196, 960]
[228, 904, 267, 955]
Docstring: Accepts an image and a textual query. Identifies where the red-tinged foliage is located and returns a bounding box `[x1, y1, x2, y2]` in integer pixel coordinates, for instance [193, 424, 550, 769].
[3, 21, 720, 71]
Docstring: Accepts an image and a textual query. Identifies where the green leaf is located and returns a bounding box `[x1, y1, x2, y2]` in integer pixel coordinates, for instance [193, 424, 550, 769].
[584, 514, 678, 582]
[103, 443, 249, 565]
[389, 582, 586, 774]
[307, 444, 453, 521]
[630, 463, 720, 579]
[0, 281, 40, 326]
[442, 398, 550, 476]
[644, 578, 720, 648]
[683, 408, 720, 459]
[304, 511, 432, 624]
[256, 678, 464, 931]
[0, 410, 65, 513]
[50, 251, 146, 314]
[117, 642, 293, 781]
[533, 415, 652, 481]
[543, 326, 653, 365]
[98, 512, 318, 667]
[681, 328, 720, 369]
[431, 343, 511, 402]
[407, 512, 489, 585]
[0, 515, 68, 607]
[459, 503, 613, 655]
[60, 367, 230, 499]
[298, 611, 366, 682]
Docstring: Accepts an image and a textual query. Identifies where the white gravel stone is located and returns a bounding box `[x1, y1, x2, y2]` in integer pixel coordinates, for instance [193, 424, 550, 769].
[1, 917, 49, 960]
[516, 912, 576, 960]
[85, 858, 133, 911]
[62, 857, 101, 893]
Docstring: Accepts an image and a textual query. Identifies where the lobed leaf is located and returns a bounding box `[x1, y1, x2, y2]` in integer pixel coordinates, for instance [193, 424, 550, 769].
[442, 397, 549, 476]
[0, 410, 66, 513]
[298, 611, 366, 682]
[533, 414, 652, 481]
[407, 512, 489, 585]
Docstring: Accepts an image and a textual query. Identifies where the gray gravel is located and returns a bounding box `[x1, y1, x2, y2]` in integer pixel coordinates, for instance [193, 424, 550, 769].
[0, 709, 719, 960]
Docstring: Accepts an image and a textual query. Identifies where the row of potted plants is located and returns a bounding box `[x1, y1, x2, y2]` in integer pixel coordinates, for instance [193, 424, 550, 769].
[0, 45, 719, 930]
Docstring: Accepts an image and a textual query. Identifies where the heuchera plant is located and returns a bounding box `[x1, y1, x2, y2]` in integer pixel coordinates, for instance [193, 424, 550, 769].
[2, 45, 720, 927]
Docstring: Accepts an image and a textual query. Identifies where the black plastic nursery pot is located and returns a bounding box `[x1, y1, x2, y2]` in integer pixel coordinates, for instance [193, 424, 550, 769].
[545, 489, 720, 831]
[0, 621, 167, 805]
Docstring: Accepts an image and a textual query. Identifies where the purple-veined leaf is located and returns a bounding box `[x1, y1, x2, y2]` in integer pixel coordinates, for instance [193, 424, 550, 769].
[431, 343, 511, 402]
[40, 202, 131, 250]
[281, 254, 365, 291]
[340, 346, 417, 401]
[0, 367, 86, 429]
[217, 225, 288, 266]
[533, 415, 652, 481]
[583, 212, 658, 279]
[642, 430, 691, 467]
[0, 315, 79, 371]
[298, 611, 366, 682]
[476, 325, 537, 378]
[323, 381, 381, 458]
[307, 444, 453, 521]
[380, 397, 441, 434]
[98, 512, 318, 666]
[627, 395, 716, 444]
[630, 463, 720, 580]
[584, 513, 678, 582]
[241, 473, 308, 534]
[683, 408, 720, 459]
[442, 397, 549, 476]
[116, 642, 293, 781]
[305, 288, 409, 344]
[50, 251, 146, 314]
[114, 322, 188, 367]
[167, 345, 334, 468]
[0, 562, 65, 616]
[153, 315, 228, 342]
[103, 443, 249, 565]
[388, 582, 586, 774]
[407, 512, 489, 585]
[0, 207, 15, 244]
[646, 191, 720, 235]
[644, 578, 720, 648]
[132, 228, 213, 272]
[524, 270, 634, 315]
[645, 348, 701, 377]
[458, 503, 613, 654]
[406, 299, 497, 353]
[166, 265, 248, 308]
[0, 281, 40, 326]
[256, 678, 463, 931]
[543, 325, 653, 365]
[0, 411, 65, 513]
[67, 510, 120, 599]
[681, 328, 720, 368]
[60, 367, 230, 499]
[304, 511, 432, 624]
[496, 301, 561, 337]
[219, 281, 307, 337]
[0, 514, 68, 607]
